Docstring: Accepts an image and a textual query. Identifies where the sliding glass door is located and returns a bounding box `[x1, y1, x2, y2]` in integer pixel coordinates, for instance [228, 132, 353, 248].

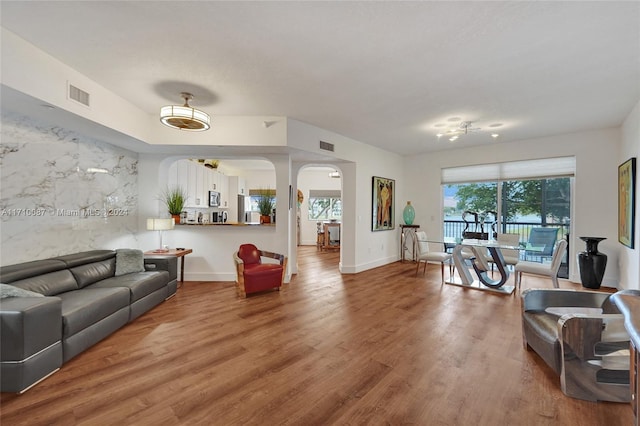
[442, 159, 573, 278]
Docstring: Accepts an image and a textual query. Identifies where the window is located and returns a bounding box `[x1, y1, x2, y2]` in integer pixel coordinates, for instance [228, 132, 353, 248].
[248, 189, 275, 213]
[308, 190, 341, 220]
[442, 157, 574, 277]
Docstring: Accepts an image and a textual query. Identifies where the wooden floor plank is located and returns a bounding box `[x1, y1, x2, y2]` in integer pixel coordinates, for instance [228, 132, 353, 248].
[0, 247, 632, 425]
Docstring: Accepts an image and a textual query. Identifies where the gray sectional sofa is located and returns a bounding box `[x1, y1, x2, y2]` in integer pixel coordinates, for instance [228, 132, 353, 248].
[0, 249, 177, 393]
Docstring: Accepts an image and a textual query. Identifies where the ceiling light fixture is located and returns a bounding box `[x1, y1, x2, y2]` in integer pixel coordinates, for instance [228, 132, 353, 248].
[435, 120, 480, 142]
[160, 92, 210, 132]
[434, 119, 503, 142]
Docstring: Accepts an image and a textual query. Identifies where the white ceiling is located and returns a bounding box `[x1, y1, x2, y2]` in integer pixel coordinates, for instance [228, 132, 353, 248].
[1, 1, 639, 156]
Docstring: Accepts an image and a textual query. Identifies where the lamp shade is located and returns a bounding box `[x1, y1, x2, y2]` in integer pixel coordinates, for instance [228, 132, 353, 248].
[146, 218, 175, 231]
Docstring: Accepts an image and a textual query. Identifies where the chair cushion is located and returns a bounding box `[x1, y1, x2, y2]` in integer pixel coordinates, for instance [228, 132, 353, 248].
[243, 264, 282, 294]
[421, 252, 451, 262]
[516, 261, 551, 275]
[238, 244, 261, 265]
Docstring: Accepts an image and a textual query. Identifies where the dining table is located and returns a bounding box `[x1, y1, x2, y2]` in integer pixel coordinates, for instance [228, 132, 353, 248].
[447, 238, 523, 295]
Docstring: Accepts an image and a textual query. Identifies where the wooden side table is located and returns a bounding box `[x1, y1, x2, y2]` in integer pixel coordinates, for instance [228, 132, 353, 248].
[144, 248, 192, 285]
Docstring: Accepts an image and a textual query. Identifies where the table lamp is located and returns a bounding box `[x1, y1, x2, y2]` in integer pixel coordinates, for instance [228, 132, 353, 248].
[147, 218, 175, 252]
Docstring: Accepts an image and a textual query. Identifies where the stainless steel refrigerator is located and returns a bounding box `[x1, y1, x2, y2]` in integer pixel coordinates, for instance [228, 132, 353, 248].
[238, 195, 251, 223]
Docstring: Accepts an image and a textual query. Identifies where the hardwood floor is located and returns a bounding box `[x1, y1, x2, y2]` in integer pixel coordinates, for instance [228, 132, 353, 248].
[1, 247, 632, 425]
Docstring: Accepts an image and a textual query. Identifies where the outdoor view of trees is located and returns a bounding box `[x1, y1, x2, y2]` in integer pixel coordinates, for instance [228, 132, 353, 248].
[446, 178, 571, 224]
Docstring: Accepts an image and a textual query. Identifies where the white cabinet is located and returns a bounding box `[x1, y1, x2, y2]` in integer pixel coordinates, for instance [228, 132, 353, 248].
[168, 160, 233, 209]
[229, 176, 247, 195]
[219, 174, 229, 208]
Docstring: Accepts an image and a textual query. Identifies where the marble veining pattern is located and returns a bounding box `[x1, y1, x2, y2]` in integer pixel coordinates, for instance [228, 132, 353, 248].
[1, 112, 139, 265]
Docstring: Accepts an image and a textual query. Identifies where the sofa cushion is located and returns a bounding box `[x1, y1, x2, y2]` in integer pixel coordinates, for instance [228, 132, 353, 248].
[69, 259, 116, 288]
[0, 283, 44, 298]
[0, 259, 68, 284]
[9, 269, 79, 296]
[58, 288, 129, 338]
[115, 249, 144, 276]
[54, 250, 115, 268]
[88, 271, 169, 303]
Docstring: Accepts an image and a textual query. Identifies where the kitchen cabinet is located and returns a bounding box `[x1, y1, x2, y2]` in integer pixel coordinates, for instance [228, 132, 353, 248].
[229, 176, 247, 195]
[168, 160, 233, 209]
[219, 174, 229, 208]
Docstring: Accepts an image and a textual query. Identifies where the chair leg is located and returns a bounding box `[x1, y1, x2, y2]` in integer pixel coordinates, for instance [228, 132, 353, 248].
[551, 275, 559, 288]
[440, 262, 445, 284]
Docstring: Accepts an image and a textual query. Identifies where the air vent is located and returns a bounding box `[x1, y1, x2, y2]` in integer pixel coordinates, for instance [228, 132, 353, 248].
[68, 84, 90, 107]
[319, 140, 334, 152]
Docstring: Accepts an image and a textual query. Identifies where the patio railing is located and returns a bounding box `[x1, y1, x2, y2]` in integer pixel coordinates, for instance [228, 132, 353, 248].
[443, 220, 569, 243]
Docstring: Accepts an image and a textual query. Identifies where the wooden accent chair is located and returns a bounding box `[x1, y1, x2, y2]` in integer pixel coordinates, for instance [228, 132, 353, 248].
[233, 244, 287, 297]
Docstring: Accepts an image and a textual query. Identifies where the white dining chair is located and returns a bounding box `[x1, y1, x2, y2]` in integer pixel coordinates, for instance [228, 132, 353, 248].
[485, 233, 521, 272]
[415, 231, 453, 284]
[514, 239, 567, 292]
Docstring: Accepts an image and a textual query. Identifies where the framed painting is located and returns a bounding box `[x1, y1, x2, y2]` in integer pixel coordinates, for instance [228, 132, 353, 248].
[372, 176, 395, 231]
[618, 157, 636, 248]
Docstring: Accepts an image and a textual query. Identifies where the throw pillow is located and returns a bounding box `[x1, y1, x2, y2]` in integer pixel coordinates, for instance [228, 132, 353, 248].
[115, 249, 145, 276]
[0, 283, 44, 299]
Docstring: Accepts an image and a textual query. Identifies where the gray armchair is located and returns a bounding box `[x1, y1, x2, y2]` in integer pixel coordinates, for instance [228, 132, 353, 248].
[521, 288, 630, 402]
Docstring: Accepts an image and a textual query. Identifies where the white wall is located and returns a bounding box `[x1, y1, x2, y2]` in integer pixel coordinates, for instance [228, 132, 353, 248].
[620, 100, 640, 290]
[404, 128, 622, 288]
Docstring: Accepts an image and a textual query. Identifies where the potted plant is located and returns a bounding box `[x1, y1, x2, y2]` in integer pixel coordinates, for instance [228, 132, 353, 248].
[257, 189, 275, 224]
[160, 186, 188, 224]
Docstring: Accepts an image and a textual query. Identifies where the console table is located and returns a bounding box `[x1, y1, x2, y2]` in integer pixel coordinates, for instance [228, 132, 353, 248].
[144, 248, 192, 286]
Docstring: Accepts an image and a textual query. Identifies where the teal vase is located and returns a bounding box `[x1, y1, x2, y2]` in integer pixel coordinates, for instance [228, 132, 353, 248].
[403, 201, 415, 225]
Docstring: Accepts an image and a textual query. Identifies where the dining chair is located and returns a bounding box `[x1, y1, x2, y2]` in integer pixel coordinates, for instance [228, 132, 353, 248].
[485, 233, 520, 272]
[525, 227, 559, 262]
[415, 231, 453, 284]
[515, 239, 567, 292]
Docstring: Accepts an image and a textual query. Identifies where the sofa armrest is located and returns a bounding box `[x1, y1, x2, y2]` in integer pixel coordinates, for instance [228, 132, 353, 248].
[1, 297, 62, 362]
[522, 288, 611, 312]
[558, 313, 630, 402]
[144, 257, 177, 281]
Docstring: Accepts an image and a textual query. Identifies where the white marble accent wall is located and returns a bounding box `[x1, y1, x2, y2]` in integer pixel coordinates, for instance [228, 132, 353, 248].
[0, 112, 139, 265]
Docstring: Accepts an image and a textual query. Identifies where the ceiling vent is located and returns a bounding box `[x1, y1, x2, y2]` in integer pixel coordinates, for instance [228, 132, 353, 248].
[68, 83, 90, 107]
[319, 140, 334, 152]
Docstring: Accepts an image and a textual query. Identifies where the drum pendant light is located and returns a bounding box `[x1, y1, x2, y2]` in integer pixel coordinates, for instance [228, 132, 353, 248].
[160, 92, 211, 131]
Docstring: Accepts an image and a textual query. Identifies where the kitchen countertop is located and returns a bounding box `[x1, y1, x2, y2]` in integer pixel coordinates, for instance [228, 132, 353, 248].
[611, 290, 640, 348]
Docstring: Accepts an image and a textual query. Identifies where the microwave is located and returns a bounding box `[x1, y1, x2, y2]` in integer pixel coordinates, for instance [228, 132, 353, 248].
[209, 191, 220, 207]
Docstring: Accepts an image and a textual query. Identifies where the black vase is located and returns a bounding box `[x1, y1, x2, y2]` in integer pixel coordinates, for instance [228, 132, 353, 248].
[578, 237, 607, 289]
